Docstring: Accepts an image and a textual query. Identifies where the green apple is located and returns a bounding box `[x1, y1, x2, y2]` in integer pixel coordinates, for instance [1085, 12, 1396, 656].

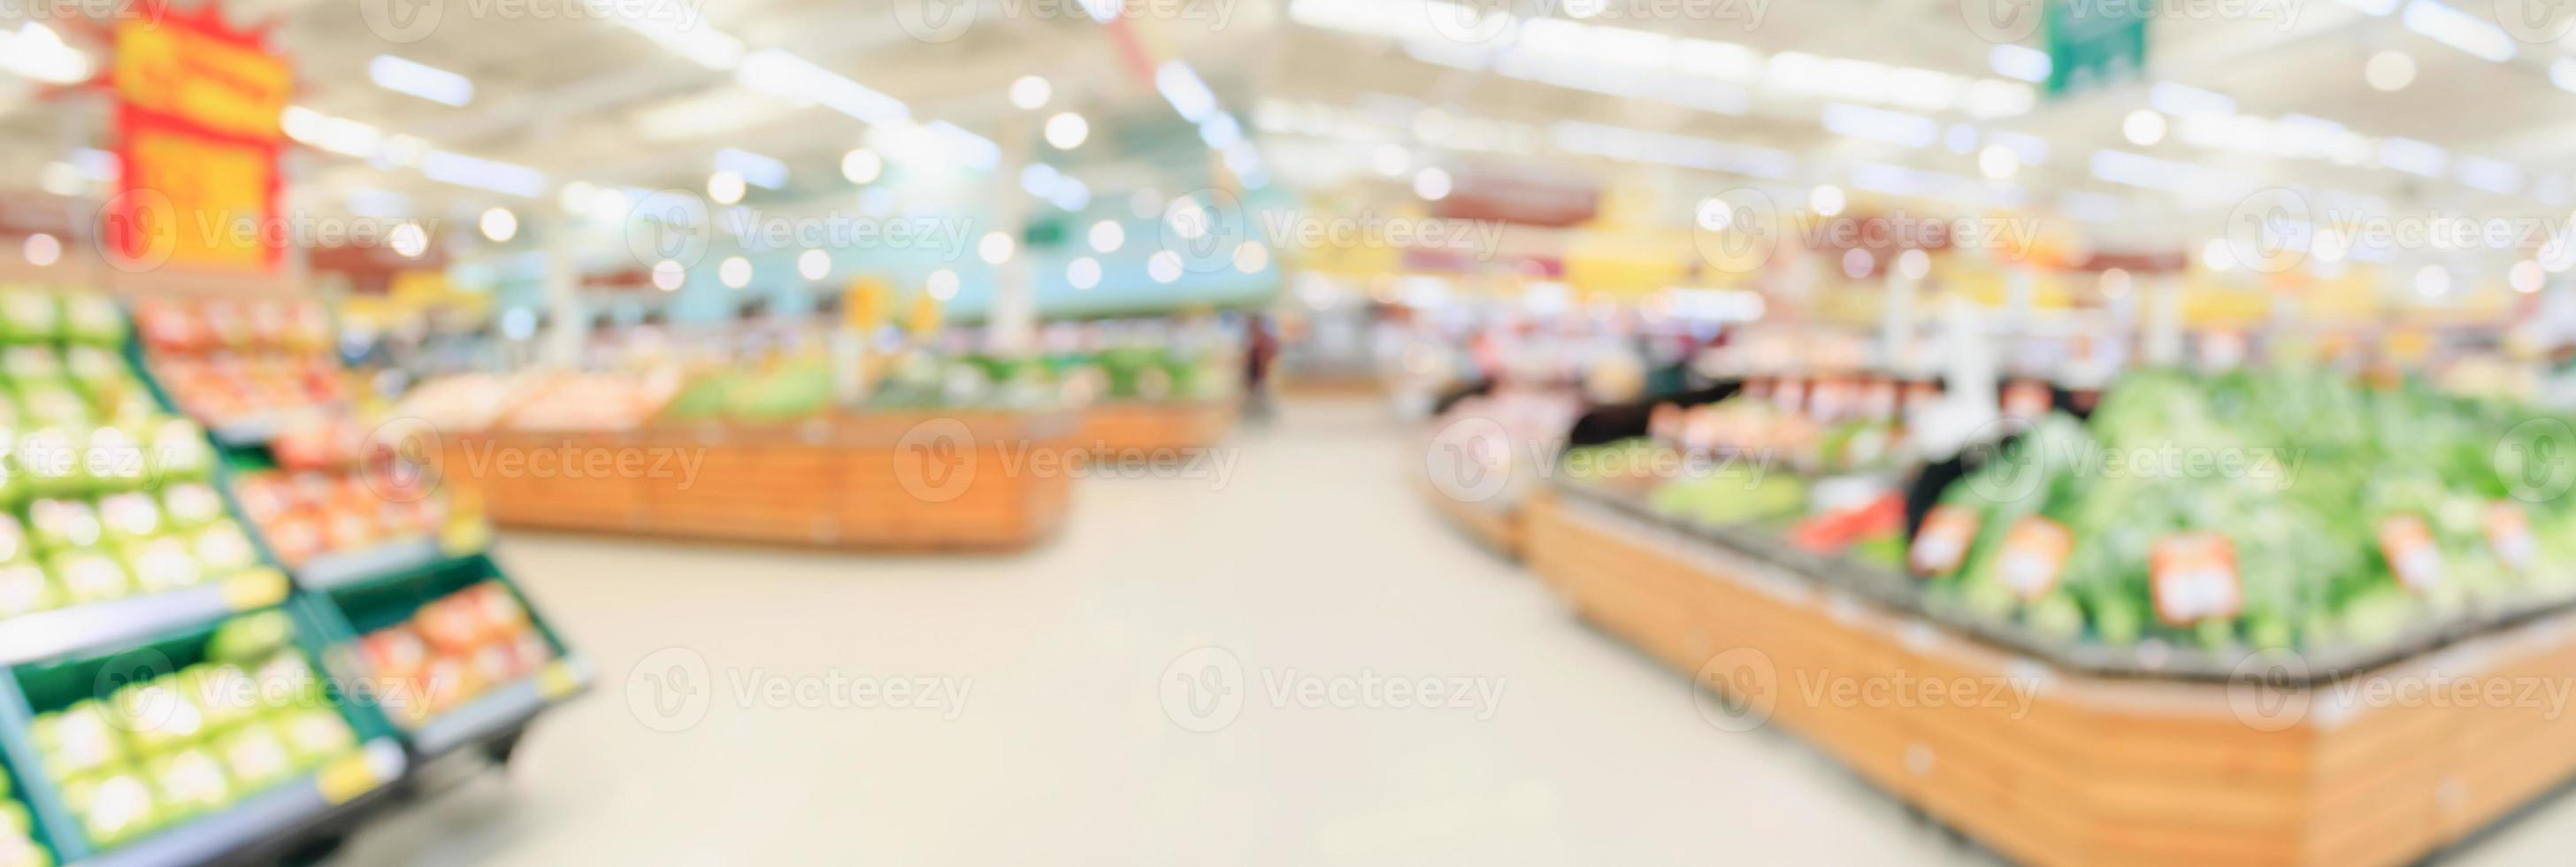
[95, 493, 160, 542]
[144, 748, 230, 820]
[185, 664, 255, 731]
[66, 770, 158, 849]
[2, 348, 60, 381]
[45, 551, 127, 606]
[0, 291, 54, 343]
[273, 710, 356, 769]
[158, 483, 225, 529]
[80, 428, 147, 493]
[14, 438, 78, 505]
[0, 563, 58, 620]
[208, 613, 293, 666]
[189, 522, 257, 574]
[24, 499, 97, 552]
[250, 651, 324, 712]
[214, 722, 294, 794]
[33, 702, 122, 780]
[63, 295, 125, 347]
[0, 800, 28, 838]
[148, 420, 211, 483]
[120, 538, 201, 595]
[109, 677, 204, 753]
[0, 515, 30, 564]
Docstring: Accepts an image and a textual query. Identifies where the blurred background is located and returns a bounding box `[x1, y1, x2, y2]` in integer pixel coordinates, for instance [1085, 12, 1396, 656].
[0, 0, 2573, 864]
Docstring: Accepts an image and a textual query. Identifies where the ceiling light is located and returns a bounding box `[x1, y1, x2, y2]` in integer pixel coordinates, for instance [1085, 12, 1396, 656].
[978, 232, 1016, 265]
[1989, 44, 2050, 83]
[708, 171, 746, 204]
[1010, 75, 1053, 110]
[1821, 103, 1938, 148]
[2365, 50, 2416, 91]
[21, 234, 59, 267]
[1373, 144, 1412, 178]
[390, 224, 430, 258]
[800, 249, 832, 281]
[479, 208, 518, 242]
[1413, 167, 1453, 201]
[2099, 268, 2132, 297]
[1234, 242, 1270, 273]
[369, 55, 473, 107]
[1148, 251, 1184, 283]
[1896, 249, 1930, 280]
[1978, 144, 2020, 180]
[653, 260, 686, 291]
[737, 49, 908, 126]
[2511, 260, 2545, 293]
[2414, 264, 2450, 298]
[421, 150, 546, 197]
[0, 24, 92, 84]
[1068, 257, 1101, 290]
[1045, 112, 1090, 150]
[2401, 0, 2515, 62]
[926, 269, 960, 300]
[2122, 110, 2166, 146]
[842, 149, 883, 184]
[2202, 239, 2236, 272]
[1809, 185, 1846, 217]
[1088, 220, 1124, 253]
[720, 257, 753, 288]
[714, 148, 787, 189]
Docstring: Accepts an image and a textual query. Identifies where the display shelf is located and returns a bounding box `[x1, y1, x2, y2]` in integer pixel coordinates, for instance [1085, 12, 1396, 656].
[1073, 400, 1236, 456]
[443, 409, 1080, 551]
[290, 538, 447, 593]
[0, 570, 288, 668]
[1525, 493, 2576, 867]
[204, 418, 280, 450]
[79, 739, 404, 867]
[409, 658, 593, 760]
[1414, 480, 1522, 559]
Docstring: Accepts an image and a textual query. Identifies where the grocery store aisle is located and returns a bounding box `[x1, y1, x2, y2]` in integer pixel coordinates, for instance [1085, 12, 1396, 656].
[333, 398, 2575, 866]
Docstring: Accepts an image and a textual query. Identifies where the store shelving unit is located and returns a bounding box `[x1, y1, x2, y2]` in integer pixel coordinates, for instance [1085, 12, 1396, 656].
[1526, 489, 2576, 867]
[1072, 400, 1237, 457]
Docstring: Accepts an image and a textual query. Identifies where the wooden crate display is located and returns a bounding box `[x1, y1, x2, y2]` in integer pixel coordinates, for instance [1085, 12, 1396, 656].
[437, 410, 1077, 551]
[1074, 401, 1237, 455]
[1523, 494, 2576, 867]
[1416, 480, 1522, 559]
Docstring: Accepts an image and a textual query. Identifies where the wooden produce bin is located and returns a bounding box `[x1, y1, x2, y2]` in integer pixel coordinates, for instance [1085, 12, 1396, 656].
[1074, 400, 1237, 456]
[1416, 480, 1522, 559]
[439, 409, 1077, 552]
[1525, 493, 2576, 867]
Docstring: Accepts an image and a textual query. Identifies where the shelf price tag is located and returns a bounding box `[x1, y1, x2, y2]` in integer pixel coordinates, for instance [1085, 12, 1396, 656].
[1909, 505, 1980, 577]
[2151, 532, 2242, 625]
[314, 751, 383, 805]
[2488, 502, 2535, 572]
[1997, 516, 2073, 601]
[537, 660, 581, 699]
[218, 569, 288, 610]
[439, 518, 494, 556]
[2378, 515, 2443, 593]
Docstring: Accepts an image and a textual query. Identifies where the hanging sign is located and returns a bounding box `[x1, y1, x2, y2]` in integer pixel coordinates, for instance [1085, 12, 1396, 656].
[107, 4, 293, 272]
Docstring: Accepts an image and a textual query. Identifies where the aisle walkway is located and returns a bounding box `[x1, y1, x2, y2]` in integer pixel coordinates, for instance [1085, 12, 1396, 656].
[337, 398, 2575, 865]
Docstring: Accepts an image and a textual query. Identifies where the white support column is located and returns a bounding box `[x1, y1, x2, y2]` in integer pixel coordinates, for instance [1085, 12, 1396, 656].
[985, 115, 1037, 357]
[2144, 272, 2184, 366]
[538, 210, 584, 367]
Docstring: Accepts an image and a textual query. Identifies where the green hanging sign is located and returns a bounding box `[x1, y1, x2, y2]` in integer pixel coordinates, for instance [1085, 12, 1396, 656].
[2045, 0, 2150, 98]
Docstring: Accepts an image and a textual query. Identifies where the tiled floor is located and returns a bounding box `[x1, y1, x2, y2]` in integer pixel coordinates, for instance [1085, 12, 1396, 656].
[334, 398, 2574, 865]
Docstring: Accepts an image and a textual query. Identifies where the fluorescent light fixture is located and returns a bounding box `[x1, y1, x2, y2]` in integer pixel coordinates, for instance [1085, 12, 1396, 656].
[1989, 44, 2050, 82]
[2457, 155, 2522, 195]
[1551, 120, 1795, 179]
[2058, 191, 2127, 224]
[2337, 0, 2401, 13]
[737, 49, 909, 127]
[344, 188, 414, 218]
[1885, 68, 1963, 111]
[2089, 149, 2201, 190]
[1020, 164, 1061, 196]
[590, 0, 743, 69]
[2401, 0, 2515, 62]
[713, 148, 787, 189]
[421, 150, 547, 197]
[369, 56, 473, 107]
[1821, 103, 1938, 148]
[1078, 0, 1120, 21]
[280, 106, 385, 158]
[2555, 58, 2576, 93]
[1156, 61, 1219, 122]
[0, 24, 92, 84]
[1200, 113, 1245, 149]
[1047, 178, 1092, 211]
[2378, 136, 2450, 177]
[70, 149, 119, 181]
[1674, 39, 1758, 81]
[927, 121, 1000, 171]
[2150, 81, 2235, 117]
[1962, 80, 2037, 119]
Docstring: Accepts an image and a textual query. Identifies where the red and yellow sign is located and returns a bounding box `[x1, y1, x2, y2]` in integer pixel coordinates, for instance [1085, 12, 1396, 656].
[107, 4, 291, 272]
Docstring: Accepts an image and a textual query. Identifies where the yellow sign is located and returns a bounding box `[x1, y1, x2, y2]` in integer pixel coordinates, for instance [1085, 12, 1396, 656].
[119, 127, 279, 271]
[844, 277, 892, 332]
[906, 290, 943, 337]
[114, 17, 292, 142]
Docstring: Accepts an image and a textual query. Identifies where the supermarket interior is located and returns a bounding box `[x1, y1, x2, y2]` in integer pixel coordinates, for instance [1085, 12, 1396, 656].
[12, 0, 2576, 864]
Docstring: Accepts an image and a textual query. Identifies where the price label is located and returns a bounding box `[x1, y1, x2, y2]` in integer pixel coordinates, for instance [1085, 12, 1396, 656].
[2488, 502, 2535, 572]
[2151, 532, 2242, 625]
[1910, 505, 1981, 576]
[314, 750, 384, 804]
[2378, 515, 2443, 593]
[537, 659, 582, 699]
[218, 568, 288, 610]
[1997, 517, 2073, 601]
[1646, 403, 1683, 447]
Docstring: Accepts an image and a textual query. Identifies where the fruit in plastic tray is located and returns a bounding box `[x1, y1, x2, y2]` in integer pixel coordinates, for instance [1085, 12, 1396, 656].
[158, 482, 225, 528]
[144, 748, 231, 819]
[111, 678, 205, 752]
[0, 291, 57, 343]
[62, 771, 157, 848]
[32, 701, 120, 780]
[27, 500, 100, 550]
[95, 493, 162, 541]
[0, 564, 57, 618]
[190, 521, 259, 573]
[274, 709, 356, 769]
[121, 538, 201, 595]
[214, 722, 294, 793]
[208, 611, 294, 664]
[47, 551, 127, 605]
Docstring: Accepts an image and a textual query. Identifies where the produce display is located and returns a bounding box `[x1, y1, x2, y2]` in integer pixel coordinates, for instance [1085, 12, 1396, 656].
[354, 580, 555, 727]
[31, 612, 358, 851]
[134, 299, 343, 433]
[1039, 345, 1232, 404]
[230, 468, 450, 568]
[0, 769, 53, 867]
[1918, 369, 2576, 653]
